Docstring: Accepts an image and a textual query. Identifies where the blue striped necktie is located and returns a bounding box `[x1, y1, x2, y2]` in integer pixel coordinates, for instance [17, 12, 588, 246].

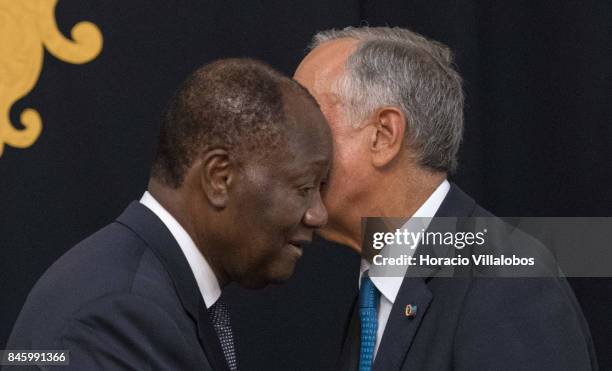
[359, 272, 380, 371]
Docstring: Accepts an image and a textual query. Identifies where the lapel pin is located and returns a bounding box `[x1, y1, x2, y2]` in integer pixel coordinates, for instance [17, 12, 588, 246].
[405, 304, 417, 318]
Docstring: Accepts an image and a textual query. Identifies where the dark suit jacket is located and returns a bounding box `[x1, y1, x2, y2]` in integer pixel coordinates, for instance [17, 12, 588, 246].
[4, 202, 231, 371]
[339, 184, 598, 371]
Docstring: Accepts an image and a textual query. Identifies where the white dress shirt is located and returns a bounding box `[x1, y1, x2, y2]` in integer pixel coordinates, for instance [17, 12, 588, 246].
[140, 191, 221, 309]
[359, 180, 450, 358]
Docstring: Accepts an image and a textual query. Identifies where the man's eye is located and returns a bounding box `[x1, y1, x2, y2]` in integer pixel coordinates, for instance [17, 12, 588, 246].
[299, 186, 315, 196]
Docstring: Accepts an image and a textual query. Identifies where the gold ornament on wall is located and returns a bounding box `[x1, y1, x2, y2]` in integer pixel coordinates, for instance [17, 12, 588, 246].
[0, 0, 103, 157]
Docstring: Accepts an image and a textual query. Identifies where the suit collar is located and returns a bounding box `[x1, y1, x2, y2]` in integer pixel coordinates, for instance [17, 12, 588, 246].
[116, 201, 230, 371]
[140, 191, 221, 308]
[363, 180, 451, 303]
[366, 182, 473, 283]
[435, 182, 477, 218]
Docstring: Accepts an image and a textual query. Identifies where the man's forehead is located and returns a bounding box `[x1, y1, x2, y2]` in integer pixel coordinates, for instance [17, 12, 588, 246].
[283, 108, 331, 151]
[269, 128, 331, 179]
[282, 100, 332, 162]
[294, 38, 359, 94]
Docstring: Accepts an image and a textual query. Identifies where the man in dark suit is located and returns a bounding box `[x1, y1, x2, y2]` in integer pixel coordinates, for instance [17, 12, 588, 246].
[294, 27, 597, 370]
[4, 58, 331, 370]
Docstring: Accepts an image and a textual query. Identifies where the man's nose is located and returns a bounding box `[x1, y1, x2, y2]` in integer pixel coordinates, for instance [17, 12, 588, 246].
[303, 192, 328, 228]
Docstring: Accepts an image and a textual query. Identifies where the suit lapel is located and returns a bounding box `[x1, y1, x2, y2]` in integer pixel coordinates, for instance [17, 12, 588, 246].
[116, 202, 230, 371]
[338, 295, 361, 371]
[373, 277, 432, 371]
[372, 184, 477, 370]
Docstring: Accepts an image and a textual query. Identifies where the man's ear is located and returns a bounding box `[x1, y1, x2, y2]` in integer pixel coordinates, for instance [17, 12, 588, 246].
[199, 149, 233, 208]
[369, 106, 406, 168]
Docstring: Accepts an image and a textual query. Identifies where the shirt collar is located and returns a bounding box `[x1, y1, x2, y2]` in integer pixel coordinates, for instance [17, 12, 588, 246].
[140, 191, 221, 308]
[360, 179, 451, 304]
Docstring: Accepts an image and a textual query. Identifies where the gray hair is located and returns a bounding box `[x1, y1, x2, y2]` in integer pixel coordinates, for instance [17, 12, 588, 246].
[310, 27, 464, 173]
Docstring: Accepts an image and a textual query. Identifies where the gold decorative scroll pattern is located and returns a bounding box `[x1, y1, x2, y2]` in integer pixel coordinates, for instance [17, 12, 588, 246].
[0, 0, 103, 157]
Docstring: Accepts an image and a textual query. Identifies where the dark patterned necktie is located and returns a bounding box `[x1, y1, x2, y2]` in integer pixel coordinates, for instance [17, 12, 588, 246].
[208, 297, 238, 371]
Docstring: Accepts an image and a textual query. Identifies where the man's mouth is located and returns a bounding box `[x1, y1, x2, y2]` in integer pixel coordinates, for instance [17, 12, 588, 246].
[287, 240, 311, 258]
[288, 239, 311, 249]
[288, 241, 303, 251]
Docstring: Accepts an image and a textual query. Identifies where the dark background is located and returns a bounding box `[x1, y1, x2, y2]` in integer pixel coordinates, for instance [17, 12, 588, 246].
[1, 0, 610, 370]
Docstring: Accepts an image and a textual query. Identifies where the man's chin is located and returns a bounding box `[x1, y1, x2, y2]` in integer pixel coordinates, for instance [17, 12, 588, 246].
[269, 264, 298, 285]
[239, 265, 297, 289]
